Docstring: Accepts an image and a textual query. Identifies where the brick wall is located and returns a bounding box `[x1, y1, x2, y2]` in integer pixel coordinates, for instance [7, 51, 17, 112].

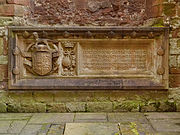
[0, 0, 180, 112]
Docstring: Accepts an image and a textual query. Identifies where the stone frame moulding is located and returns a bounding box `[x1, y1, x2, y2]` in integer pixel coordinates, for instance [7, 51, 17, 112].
[8, 26, 169, 90]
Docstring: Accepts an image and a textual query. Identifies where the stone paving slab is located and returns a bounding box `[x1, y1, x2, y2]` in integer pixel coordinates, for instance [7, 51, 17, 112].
[157, 132, 180, 135]
[108, 113, 149, 124]
[145, 112, 180, 133]
[0, 113, 32, 120]
[64, 123, 120, 135]
[20, 124, 42, 135]
[0, 121, 12, 133]
[47, 124, 65, 135]
[0, 133, 19, 135]
[120, 122, 155, 135]
[74, 113, 107, 122]
[37, 124, 51, 135]
[7, 120, 28, 134]
[28, 113, 75, 124]
[0, 113, 180, 135]
[149, 119, 180, 132]
[145, 112, 180, 119]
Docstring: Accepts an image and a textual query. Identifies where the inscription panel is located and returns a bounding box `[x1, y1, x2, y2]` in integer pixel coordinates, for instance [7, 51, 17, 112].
[8, 27, 169, 90]
[79, 40, 152, 76]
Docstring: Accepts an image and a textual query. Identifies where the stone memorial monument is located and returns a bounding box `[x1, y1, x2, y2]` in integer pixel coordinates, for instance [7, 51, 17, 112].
[9, 27, 169, 90]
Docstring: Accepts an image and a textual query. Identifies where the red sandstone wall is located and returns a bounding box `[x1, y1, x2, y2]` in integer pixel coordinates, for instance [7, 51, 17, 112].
[26, 0, 163, 26]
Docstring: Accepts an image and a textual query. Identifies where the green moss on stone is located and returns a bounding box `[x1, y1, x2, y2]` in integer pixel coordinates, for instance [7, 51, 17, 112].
[130, 122, 139, 135]
[0, 17, 13, 26]
[152, 18, 164, 27]
[0, 102, 7, 112]
[113, 101, 140, 112]
[177, 40, 180, 48]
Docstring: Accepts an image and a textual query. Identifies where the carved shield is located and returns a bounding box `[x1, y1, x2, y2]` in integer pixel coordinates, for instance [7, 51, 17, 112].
[32, 51, 52, 75]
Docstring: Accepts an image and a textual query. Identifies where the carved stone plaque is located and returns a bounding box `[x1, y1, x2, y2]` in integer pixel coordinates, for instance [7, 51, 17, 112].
[8, 27, 169, 90]
[78, 40, 150, 76]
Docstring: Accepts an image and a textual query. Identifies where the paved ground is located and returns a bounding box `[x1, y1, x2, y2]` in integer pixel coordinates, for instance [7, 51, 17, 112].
[0, 113, 180, 135]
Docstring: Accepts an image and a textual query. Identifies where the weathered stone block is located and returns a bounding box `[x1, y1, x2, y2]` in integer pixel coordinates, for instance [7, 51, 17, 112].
[177, 55, 180, 67]
[6, 92, 21, 103]
[157, 101, 176, 112]
[20, 125, 42, 135]
[47, 124, 65, 135]
[28, 113, 74, 124]
[34, 92, 53, 103]
[171, 17, 180, 29]
[171, 28, 180, 38]
[0, 17, 13, 26]
[109, 91, 127, 102]
[21, 103, 46, 113]
[66, 102, 86, 112]
[46, 103, 66, 113]
[0, 121, 12, 133]
[177, 102, 180, 112]
[0, 38, 3, 55]
[151, 5, 163, 17]
[0, 64, 7, 81]
[87, 102, 112, 112]
[54, 92, 76, 102]
[64, 123, 119, 135]
[19, 92, 33, 103]
[73, 92, 94, 102]
[93, 92, 110, 101]
[8, 120, 28, 134]
[6, 92, 33, 104]
[140, 102, 157, 112]
[0, 90, 7, 102]
[0, 4, 14, 16]
[0, 102, 7, 112]
[169, 55, 177, 68]
[0, 4, 25, 16]
[54, 92, 94, 102]
[170, 39, 180, 54]
[113, 101, 140, 112]
[152, 0, 163, 6]
[7, 103, 21, 112]
[7, 0, 30, 6]
[169, 74, 180, 87]
[163, 3, 176, 16]
[0, 56, 7, 64]
[0, 0, 6, 4]
[74, 113, 107, 122]
[108, 113, 148, 123]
